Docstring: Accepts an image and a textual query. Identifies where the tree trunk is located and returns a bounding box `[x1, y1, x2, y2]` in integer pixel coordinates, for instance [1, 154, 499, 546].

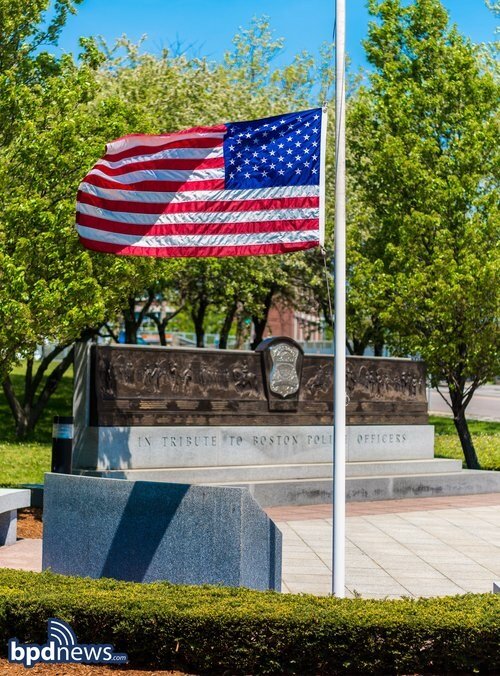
[348, 331, 370, 356]
[448, 384, 481, 469]
[219, 302, 238, 349]
[250, 288, 276, 350]
[157, 319, 168, 346]
[122, 291, 155, 344]
[453, 409, 480, 470]
[123, 296, 138, 344]
[234, 313, 250, 349]
[148, 314, 168, 346]
[2, 344, 74, 439]
[371, 316, 385, 357]
[2, 377, 28, 437]
[191, 298, 208, 348]
[27, 347, 75, 433]
[147, 305, 184, 347]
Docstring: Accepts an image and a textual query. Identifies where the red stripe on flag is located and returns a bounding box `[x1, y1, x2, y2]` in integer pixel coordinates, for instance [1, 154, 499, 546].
[104, 137, 224, 162]
[94, 156, 224, 176]
[76, 211, 318, 236]
[82, 174, 225, 192]
[77, 190, 319, 214]
[78, 236, 318, 258]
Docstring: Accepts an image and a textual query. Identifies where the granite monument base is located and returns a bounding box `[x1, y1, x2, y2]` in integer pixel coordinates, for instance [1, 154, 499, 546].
[42, 473, 281, 591]
[73, 424, 435, 471]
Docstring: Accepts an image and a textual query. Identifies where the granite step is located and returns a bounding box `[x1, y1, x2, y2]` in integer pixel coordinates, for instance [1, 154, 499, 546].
[222, 470, 500, 507]
[79, 457, 462, 484]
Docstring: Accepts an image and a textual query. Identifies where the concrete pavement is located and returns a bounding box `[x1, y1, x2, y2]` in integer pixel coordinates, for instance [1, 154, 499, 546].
[0, 493, 499, 599]
[269, 493, 500, 597]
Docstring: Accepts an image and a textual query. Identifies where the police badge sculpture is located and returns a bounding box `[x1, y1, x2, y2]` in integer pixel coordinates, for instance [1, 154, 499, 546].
[256, 337, 304, 411]
[269, 343, 300, 397]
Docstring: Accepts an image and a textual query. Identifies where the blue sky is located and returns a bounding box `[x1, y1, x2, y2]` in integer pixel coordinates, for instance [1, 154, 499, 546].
[52, 0, 497, 72]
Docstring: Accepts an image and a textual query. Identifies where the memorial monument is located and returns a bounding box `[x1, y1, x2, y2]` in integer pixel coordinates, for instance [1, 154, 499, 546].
[68, 337, 493, 506]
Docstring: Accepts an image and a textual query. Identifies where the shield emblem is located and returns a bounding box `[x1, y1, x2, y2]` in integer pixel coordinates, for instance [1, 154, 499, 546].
[269, 343, 300, 397]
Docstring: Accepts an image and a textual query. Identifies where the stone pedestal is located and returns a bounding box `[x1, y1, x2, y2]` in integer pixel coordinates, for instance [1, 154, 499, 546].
[42, 473, 282, 591]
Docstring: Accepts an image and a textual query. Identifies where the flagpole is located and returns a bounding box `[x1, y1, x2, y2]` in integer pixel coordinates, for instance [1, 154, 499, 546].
[333, 0, 346, 597]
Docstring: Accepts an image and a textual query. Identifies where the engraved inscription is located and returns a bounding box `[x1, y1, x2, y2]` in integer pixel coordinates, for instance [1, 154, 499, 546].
[252, 433, 300, 446]
[356, 432, 408, 445]
[162, 434, 217, 448]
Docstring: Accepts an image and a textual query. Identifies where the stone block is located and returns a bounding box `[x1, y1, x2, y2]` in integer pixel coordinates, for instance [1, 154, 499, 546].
[0, 510, 17, 546]
[42, 473, 281, 591]
[0, 488, 31, 546]
[73, 424, 435, 472]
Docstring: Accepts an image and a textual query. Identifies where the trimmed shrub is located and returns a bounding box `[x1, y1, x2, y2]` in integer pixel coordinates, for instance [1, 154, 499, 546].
[0, 569, 498, 674]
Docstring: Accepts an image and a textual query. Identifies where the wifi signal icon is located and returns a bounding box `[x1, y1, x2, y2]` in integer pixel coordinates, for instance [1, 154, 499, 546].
[47, 619, 77, 647]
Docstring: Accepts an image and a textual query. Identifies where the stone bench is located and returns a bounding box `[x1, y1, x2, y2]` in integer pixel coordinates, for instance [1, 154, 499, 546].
[0, 489, 31, 546]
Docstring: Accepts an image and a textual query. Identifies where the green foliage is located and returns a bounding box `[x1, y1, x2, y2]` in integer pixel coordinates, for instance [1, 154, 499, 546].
[347, 0, 500, 465]
[352, 0, 500, 381]
[0, 10, 155, 379]
[0, 569, 498, 674]
[0, 570, 500, 675]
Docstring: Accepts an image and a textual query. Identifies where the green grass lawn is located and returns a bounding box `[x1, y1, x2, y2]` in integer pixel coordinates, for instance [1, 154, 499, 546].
[0, 362, 73, 486]
[430, 415, 500, 472]
[0, 365, 498, 486]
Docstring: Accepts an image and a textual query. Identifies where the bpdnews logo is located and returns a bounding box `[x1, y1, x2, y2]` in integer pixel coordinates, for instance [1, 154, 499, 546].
[9, 618, 128, 668]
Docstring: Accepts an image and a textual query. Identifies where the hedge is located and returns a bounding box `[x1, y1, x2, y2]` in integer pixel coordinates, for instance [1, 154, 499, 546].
[0, 569, 498, 674]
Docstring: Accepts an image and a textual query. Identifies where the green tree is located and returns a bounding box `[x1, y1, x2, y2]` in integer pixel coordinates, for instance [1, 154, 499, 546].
[348, 0, 500, 468]
[0, 5, 155, 436]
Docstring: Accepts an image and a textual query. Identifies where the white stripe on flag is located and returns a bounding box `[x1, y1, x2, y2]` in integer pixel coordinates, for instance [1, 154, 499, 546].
[78, 182, 320, 204]
[106, 132, 225, 155]
[87, 167, 224, 184]
[98, 146, 224, 169]
[77, 203, 319, 225]
[77, 225, 320, 248]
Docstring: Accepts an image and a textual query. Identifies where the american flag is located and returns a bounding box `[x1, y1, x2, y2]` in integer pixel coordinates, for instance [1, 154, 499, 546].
[76, 108, 326, 258]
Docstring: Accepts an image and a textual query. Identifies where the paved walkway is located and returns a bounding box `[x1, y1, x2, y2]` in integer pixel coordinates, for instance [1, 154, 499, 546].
[267, 493, 500, 597]
[1, 494, 499, 599]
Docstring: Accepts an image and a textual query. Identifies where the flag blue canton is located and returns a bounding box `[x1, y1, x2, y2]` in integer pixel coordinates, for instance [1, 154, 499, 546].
[224, 108, 323, 190]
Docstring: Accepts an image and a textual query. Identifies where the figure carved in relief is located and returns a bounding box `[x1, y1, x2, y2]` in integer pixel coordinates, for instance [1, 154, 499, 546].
[182, 366, 193, 392]
[113, 353, 135, 388]
[101, 356, 116, 398]
[154, 358, 169, 391]
[200, 365, 230, 390]
[232, 363, 258, 394]
[305, 363, 331, 396]
[167, 360, 179, 391]
[346, 363, 356, 398]
[418, 377, 424, 395]
[384, 372, 392, 394]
